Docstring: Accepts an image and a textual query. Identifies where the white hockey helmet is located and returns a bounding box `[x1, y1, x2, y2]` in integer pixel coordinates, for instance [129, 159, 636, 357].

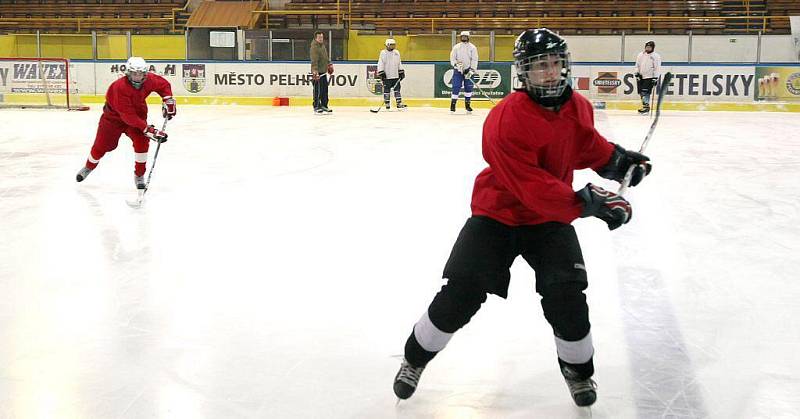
[385, 38, 396, 50]
[125, 56, 148, 89]
[460, 30, 470, 41]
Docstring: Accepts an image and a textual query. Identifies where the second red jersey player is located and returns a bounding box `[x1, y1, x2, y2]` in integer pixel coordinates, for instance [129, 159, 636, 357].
[75, 56, 176, 189]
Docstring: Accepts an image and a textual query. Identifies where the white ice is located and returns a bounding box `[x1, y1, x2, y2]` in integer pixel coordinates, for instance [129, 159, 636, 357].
[1, 103, 799, 419]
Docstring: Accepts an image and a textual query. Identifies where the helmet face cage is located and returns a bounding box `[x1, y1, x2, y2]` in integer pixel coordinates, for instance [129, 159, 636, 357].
[125, 58, 148, 88]
[127, 69, 147, 85]
[385, 39, 396, 50]
[516, 51, 572, 99]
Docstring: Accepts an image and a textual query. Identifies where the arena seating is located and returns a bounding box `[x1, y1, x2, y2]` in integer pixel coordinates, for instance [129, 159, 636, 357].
[0, 0, 186, 33]
[765, 0, 800, 33]
[279, 0, 792, 34]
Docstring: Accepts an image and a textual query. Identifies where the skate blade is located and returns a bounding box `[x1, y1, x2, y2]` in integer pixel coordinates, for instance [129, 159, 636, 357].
[126, 190, 145, 208]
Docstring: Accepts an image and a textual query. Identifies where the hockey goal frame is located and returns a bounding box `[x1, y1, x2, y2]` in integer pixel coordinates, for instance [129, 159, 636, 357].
[0, 57, 89, 111]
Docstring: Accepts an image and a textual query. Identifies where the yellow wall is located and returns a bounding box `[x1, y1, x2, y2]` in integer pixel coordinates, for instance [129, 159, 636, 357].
[347, 30, 516, 62]
[494, 35, 516, 62]
[0, 34, 185, 60]
[347, 31, 455, 61]
[97, 35, 128, 60]
[0, 35, 16, 56]
[12, 35, 38, 57]
[41, 34, 94, 59]
[348, 31, 451, 61]
[405, 35, 455, 61]
[132, 35, 185, 60]
[347, 32, 393, 60]
[4, 31, 508, 62]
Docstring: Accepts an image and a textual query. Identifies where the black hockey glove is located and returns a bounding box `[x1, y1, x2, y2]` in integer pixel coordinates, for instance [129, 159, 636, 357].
[577, 183, 632, 231]
[597, 144, 652, 187]
[635, 72, 642, 81]
[463, 67, 474, 78]
[378, 70, 387, 81]
[398, 69, 405, 80]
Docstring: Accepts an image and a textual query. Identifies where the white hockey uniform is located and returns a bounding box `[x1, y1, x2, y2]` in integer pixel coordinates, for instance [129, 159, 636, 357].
[378, 49, 403, 79]
[635, 51, 662, 79]
[450, 42, 479, 72]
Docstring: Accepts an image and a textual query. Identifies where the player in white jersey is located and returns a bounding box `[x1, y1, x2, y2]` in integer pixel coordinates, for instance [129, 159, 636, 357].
[377, 38, 407, 110]
[449, 31, 479, 113]
[634, 40, 662, 114]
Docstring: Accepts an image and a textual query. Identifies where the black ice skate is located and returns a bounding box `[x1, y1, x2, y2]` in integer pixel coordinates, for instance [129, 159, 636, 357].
[638, 104, 650, 114]
[393, 358, 425, 400]
[450, 99, 457, 114]
[76, 167, 93, 182]
[396, 102, 407, 110]
[321, 106, 333, 113]
[465, 100, 473, 114]
[561, 365, 597, 407]
[385, 102, 391, 110]
[134, 175, 146, 190]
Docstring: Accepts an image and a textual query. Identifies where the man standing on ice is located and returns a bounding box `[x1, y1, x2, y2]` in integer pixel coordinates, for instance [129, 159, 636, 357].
[75, 56, 175, 189]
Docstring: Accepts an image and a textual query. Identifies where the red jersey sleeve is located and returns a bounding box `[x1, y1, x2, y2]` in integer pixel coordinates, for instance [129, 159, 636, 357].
[149, 74, 174, 99]
[482, 109, 584, 221]
[574, 97, 615, 171]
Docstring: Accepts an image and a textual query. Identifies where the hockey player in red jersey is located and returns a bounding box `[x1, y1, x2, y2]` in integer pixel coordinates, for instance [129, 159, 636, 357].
[75, 56, 176, 189]
[392, 28, 652, 407]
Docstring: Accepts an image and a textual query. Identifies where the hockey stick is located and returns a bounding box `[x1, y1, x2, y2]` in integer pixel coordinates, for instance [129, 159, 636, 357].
[467, 73, 496, 105]
[618, 72, 673, 196]
[648, 75, 660, 117]
[127, 118, 169, 208]
[370, 79, 398, 113]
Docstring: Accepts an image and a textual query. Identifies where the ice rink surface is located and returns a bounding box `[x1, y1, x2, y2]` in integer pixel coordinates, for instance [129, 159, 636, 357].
[1, 103, 799, 419]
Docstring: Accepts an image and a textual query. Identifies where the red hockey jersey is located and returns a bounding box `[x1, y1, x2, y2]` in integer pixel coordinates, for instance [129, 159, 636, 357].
[102, 73, 173, 131]
[471, 90, 616, 226]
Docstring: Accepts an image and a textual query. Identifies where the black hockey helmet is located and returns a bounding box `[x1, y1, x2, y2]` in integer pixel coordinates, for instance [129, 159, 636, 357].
[513, 28, 572, 108]
[645, 40, 655, 50]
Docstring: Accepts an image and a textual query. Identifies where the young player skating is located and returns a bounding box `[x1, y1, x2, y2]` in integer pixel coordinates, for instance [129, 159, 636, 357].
[392, 28, 653, 407]
[377, 38, 407, 110]
[449, 30, 479, 114]
[75, 56, 174, 189]
[635, 41, 662, 114]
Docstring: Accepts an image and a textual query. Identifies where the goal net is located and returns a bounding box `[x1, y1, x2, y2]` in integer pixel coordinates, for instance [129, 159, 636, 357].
[0, 57, 89, 111]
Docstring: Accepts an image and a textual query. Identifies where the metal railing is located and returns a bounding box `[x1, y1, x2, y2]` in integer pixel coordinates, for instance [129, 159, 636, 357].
[0, 17, 174, 33]
[1, 9, 791, 35]
[247, 9, 791, 34]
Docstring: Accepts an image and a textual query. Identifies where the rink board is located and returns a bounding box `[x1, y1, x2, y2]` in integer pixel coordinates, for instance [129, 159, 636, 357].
[58, 61, 800, 109]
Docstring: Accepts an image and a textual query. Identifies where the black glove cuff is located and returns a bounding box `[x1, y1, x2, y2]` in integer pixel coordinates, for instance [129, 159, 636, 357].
[576, 184, 599, 218]
[597, 144, 628, 181]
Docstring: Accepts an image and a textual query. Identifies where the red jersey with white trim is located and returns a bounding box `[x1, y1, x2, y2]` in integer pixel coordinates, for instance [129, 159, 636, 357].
[471, 90, 616, 226]
[103, 73, 173, 131]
